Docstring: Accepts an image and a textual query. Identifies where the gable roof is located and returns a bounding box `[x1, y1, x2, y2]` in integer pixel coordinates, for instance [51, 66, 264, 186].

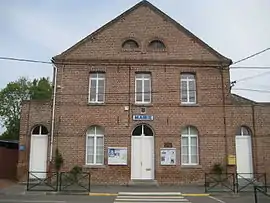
[53, 0, 232, 65]
[231, 94, 257, 105]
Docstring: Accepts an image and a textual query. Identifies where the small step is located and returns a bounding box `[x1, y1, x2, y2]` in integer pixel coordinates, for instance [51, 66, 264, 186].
[128, 180, 159, 187]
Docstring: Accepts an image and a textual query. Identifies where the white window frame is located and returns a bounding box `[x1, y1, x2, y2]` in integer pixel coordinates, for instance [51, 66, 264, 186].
[135, 73, 151, 104]
[181, 126, 199, 166]
[181, 74, 196, 104]
[88, 73, 105, 103]
[85, 126, 104, 165]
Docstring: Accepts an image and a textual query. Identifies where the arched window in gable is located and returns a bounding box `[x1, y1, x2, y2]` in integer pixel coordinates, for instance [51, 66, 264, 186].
[122, 39, 139, 49]
[148, 40, 166, 50]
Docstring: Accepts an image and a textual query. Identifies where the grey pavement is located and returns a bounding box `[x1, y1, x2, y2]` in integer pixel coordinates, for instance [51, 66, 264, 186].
[1, 183, 270, 203]
[0, 194, 115, 203]
[0, 195, 269, 203]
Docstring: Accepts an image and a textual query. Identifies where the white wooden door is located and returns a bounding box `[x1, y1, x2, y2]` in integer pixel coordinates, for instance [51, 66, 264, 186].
[236, 136, 253, 179]
[131, 136, 142, 179]
[131, 134, 154, 180]
[141, 136, 154, 179]
[29, 135, 48, 179]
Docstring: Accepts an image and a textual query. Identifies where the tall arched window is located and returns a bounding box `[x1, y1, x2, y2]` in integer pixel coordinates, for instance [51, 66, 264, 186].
[181, 126, 199, 165]
[86, 126, 104, 165]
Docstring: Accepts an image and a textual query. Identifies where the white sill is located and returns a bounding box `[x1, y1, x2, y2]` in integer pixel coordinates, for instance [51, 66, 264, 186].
[180, 103, 199, 107]
[134, 103, 153, 106]
[181, 165, 202, 169]
[83, 165, 106, 168]
[88, 102, 105, 106]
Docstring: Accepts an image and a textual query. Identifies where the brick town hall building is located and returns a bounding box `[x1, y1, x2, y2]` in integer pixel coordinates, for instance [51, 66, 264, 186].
[17, 1, 270, 185]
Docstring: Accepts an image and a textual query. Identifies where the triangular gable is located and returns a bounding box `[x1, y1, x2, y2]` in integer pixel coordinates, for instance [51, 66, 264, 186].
[53, 0, 232, 65]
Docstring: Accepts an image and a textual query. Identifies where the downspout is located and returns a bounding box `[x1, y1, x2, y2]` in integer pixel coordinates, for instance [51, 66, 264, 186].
[49, 64, 57, 162]
[220, 66, 228, 173]
[251, 105, 258, 174]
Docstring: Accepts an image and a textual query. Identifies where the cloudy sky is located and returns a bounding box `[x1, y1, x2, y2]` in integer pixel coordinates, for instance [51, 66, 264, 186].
[0, 1, 269, 110]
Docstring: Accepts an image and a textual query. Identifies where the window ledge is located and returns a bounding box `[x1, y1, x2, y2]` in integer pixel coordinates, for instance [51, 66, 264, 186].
[87, 103, 106, 106]
[180, 103, 200, 107]
[181, 165, 202, 169]
[133, 103, 153, 107]
[122, 48, 141, 52]
[83, 165, 106, 169]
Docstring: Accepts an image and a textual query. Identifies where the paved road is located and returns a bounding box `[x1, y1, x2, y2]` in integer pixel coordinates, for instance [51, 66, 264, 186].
[0, 194, 114, 203]
[1, 194, 268, 203]
[1, 191, 269, 203]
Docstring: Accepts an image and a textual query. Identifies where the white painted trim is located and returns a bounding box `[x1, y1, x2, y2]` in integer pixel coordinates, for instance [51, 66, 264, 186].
[85, 127, 104, 165]
[135, 74, 151, 104]
[181, 126, 199, 165]
[180, 74, 196, 104]
[88, 73, 105, 103]
[131, 124, 155, 180]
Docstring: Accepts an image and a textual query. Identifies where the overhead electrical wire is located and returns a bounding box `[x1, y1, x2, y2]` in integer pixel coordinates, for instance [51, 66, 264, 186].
[232, 47, 270, 65]
[0, 56, 270, 70]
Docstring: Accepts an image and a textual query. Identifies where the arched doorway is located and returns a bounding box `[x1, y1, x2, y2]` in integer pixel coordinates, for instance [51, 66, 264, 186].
[235, 126, 253, 179]
[131, 124, 154, 180]
[29, 125, 49, 179]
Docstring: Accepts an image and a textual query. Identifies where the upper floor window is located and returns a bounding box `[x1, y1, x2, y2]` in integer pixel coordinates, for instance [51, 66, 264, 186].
[135, 73, 151, 104]
[89, 73, 105, 103]
[181, 73, 196, 104]
[181, 126, 199, 165]
[148, 40, 166, 50]
[122, 39, 139, 49]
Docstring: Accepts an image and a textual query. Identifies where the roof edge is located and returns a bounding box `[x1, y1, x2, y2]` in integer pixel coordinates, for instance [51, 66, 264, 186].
[53, 0, 232, 65]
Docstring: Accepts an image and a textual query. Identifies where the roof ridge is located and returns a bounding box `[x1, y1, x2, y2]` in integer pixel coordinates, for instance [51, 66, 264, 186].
[53, 0, 232, 65]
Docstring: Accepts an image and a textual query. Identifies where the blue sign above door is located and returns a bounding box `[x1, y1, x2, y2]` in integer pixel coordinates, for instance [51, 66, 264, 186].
[132, 115, 154, 121]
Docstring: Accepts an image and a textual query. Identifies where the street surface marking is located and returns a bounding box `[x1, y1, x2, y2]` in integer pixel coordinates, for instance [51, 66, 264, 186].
[209, 196, 227, 203]
[114, 192, 191, 203]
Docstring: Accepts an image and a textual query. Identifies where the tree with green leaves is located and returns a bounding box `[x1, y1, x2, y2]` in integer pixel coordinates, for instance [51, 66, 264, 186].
[0, 77, 52, 140]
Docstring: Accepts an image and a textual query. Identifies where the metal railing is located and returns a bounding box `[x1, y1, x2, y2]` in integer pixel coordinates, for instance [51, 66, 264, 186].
[254, 186, 270, 203]
[236, 173, 267, 193]
[205, 173, 267, 194]
[205, 173, 236, 193]
[26, 171, 58, 191]
[26, 171, 91, 192]
[59, 172, 91, 192]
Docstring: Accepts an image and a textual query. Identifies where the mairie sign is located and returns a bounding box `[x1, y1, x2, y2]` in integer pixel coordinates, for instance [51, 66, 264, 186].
[132, 115, 154, 121]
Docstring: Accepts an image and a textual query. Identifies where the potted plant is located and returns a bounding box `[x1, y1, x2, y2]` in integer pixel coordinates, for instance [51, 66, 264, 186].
[54, 148, 64, 173]
[212, 163, 224, 182]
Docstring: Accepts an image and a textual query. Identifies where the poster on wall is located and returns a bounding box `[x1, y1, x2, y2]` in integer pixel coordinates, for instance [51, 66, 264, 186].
[160, 148, 176, 165]
[108, 147, 128, 165]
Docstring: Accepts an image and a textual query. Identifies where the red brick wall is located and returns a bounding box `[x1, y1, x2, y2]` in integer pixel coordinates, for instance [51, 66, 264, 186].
[17, 3, 270, 185]
[63, 5, 220, 62]
[17, 100, 51, 181]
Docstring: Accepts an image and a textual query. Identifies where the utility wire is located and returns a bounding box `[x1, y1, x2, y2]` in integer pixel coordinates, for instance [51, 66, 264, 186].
[0, 57, 52, 64]
[232, 47, 270, 65]
[235, 70, 270, 83]
[1, 56, 270, 70]
[233, 88, 270, 93]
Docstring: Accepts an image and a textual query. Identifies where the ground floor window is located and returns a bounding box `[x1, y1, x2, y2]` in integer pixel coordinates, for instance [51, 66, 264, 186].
[181, 126, 199, 165]
[86, 126, 104, 165]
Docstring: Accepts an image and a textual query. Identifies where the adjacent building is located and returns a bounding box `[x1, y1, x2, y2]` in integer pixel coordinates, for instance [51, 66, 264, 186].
[17, 1, 270, 185]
